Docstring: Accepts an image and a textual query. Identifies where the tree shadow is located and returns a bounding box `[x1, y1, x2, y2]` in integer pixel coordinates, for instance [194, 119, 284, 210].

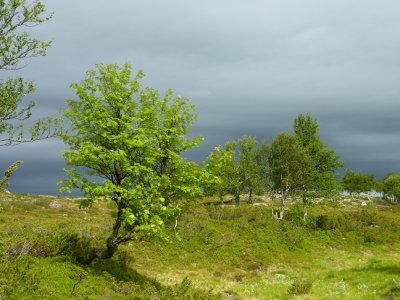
[85, 251, 162, 289]
[351, 259, 400, 275]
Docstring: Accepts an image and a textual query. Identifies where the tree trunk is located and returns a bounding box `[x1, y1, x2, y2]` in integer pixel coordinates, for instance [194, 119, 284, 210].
[174, 218, 178, 234]
[234, 191, 240, 207]
[279, 191, 285, 220]
[81, 211, 130, 265]
[271, 195, 275, 216]
[278, 209, 284, 220]
[302, 187, 308, 221]
[303, 207, 308, 222]
[248, 190, 253, 203]
[81, 235, 118, 265]
[219, 195, 225, 207]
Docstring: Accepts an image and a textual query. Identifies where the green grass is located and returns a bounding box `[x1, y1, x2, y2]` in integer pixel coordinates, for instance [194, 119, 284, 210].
[0, 193, 399, 299]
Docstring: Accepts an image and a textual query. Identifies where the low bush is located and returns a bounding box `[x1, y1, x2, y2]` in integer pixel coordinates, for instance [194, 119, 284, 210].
[288, 278, 313, 295]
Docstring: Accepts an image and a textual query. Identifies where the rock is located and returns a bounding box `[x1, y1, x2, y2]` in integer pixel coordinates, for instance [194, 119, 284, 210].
[49, 201, 62, 208]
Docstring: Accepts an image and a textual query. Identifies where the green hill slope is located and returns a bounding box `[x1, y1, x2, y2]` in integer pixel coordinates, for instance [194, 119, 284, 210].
[0, 194, 399, 299]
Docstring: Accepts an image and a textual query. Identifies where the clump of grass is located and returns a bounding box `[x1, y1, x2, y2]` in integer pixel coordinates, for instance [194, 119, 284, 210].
[288, 278, 313, 295]
[387, 278, 400, 298]
[2, 229, 92, 261]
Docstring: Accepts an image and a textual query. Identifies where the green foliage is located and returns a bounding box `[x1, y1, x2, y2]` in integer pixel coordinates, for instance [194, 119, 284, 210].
[382, 172, 400, 201]
[315, 207, 400, 244]
[0, 1, 60, 151]
[204, 136, 269, 206]
[285, 201, 316, 228]
[341, 170, 378, 197]
[0, 256, 221, 299]
[288, 278, 313, 295]
[59, 63, 204, 261]
[238, 136, 269, 200]
[0, 160, 23, 191]
[205, 136, 268, 206]
[0, 75, 60, 147]
[205, 114, 342, 214]
[0, 0, 52, 70]
[269, 132, 311, 200]
[293, 113, 342, 195]
[203, 145, 234, 200]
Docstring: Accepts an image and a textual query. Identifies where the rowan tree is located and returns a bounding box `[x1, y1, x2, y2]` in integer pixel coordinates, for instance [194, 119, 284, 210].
[59, 63, 204, 264]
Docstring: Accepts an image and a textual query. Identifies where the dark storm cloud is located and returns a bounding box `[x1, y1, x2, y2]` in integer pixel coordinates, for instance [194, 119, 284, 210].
[2, 0, 400, 194]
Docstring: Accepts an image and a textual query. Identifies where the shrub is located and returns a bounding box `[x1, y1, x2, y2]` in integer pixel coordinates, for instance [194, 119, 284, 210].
[288, 278, 313, 295]
[3, 230, 91, 260]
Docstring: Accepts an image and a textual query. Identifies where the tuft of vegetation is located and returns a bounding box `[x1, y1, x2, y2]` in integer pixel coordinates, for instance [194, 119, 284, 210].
[288, 278, 313, 295]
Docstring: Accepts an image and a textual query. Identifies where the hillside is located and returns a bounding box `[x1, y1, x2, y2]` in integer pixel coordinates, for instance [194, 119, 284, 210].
[0, 193, 399, 299]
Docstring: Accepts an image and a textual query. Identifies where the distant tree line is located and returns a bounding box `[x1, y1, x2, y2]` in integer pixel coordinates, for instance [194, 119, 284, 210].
[203, 113, 343, 219]
[203, 114, 400, 215]
[341, 170, 400, 203]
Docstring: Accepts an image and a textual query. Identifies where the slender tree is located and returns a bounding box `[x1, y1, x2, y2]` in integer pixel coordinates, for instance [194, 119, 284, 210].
[293, 113, 342, 198]
[255, 139, 270, 196]
[238, 136, 267, 202]
[382, 172, 400, 203]
[204, 136, 268, 207]
[59, 63, 204, 264]
[269, 132, 311, 219]
[203, 145, 235, 205]
[224, 139, 242, 207]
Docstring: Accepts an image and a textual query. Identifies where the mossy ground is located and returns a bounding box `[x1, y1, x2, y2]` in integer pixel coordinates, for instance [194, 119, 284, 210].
[0, 193, 399, 299]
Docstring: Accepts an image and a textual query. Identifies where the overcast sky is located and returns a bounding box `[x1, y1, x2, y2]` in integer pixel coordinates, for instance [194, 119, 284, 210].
[2, 0, 400, 195]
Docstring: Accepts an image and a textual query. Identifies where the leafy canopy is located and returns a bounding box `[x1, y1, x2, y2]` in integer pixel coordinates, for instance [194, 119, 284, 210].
[0, 0, 52, 70]
[293, 113, 342, 194]
[204, 136, 268, 206]
[382, 172, 400, 200]
[269, 132, 311, 196]
[59, 63, 203, 252]
[0, 0, 56, 147]
[341, 170, 377, 196]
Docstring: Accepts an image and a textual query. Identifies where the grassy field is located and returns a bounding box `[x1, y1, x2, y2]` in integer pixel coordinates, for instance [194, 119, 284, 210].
[0, 193, 399, 299]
